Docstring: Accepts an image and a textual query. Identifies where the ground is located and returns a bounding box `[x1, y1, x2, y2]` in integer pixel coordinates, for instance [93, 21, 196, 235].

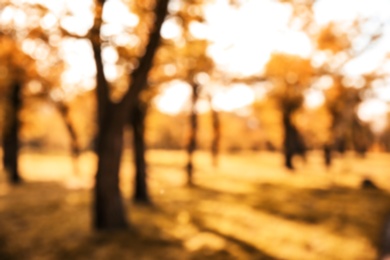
[1, 150, 390, 259]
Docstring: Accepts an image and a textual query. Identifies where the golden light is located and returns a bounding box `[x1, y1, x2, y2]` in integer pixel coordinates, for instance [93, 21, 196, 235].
[154, 80, 192, 115]
[3, 0, 390, 115]
[358, 98, 388, 133]
[212, 84, 255, 112]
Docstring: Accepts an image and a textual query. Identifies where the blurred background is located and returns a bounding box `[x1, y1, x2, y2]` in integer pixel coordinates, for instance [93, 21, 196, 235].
[2, 0, 390, 259]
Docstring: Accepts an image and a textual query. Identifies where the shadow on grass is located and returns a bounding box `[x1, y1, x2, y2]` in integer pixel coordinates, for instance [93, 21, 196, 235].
[141, 204, 275, 260]
[55, 231, 236, 260]
[186, 182, 390, 251]
[2, 178, 390, 259]
[0, 181, 275, 259]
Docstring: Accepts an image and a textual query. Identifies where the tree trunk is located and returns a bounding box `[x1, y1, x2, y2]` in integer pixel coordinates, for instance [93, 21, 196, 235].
[3, 82, 21, 184]
[323, 144, 332, 168]
[91, 0, 169, 230]
[123, 0, 169, 201]
[94, 103, 128, 229]
[283, 112, 295, 170]
[57, 103, 80, 175]
[121, 0, 170, 110]
[186, 84, 199, 185]
[130, 103, 149, 203]
[211, 105, 220, 167]
[282, 111, 306, 170]
[91, 1, 128, 230]
[380, 216, 390, 259]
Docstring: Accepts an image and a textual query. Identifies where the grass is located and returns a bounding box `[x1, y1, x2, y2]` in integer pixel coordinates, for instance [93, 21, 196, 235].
[1, 149, 390, 259]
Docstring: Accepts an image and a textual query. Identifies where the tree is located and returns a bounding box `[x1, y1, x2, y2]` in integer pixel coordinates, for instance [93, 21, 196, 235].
[90, 0, 169, 229]
[56, 102, 81, 174]
[2, 81, 22, 183]
[278, 0, 387, 165]
[147, 0, 214, 184]
[126, 0, 171, 204]
[0, 34, 36, 184]
[209, 94, 221, 167]
[173, 2, 213, 185]
[325, 77, 374, 157]
[130, 100, 149, 203]
[264, 53, 313, 169]
[1, 1, 86, 181]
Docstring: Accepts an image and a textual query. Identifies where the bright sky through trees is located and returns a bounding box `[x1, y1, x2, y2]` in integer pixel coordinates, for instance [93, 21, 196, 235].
[158, 0, 390, 117]
[2, 0, 390, 118]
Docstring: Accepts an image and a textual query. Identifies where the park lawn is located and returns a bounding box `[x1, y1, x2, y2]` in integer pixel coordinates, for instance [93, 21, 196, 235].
[1, 149, 390, 259]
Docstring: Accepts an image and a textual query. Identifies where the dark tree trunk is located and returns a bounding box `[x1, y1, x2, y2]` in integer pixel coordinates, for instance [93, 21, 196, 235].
[122, 0, 169, 202]
[282, 111, 306, 170]
[3, 82, 21, 184]
[380, 216, 390, 259]
[284, 149, 294, 170]
[57, 103, 80, 175]
[283, 112, 294, 170]
[94, 103, 128, 229]
[323, 144, 332, 168]
[91, 0, 169, 230]
[121, 0, 169, 109]
[130, 103, 149, 203]
[334, 136, 347, 154]
[186, 84, 199, 185]
[91, 0, 128, 230]
[352, 117, 372, 157]
[211, 105, 220, 167]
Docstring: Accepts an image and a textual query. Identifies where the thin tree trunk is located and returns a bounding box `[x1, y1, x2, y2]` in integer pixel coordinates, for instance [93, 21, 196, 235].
[119, 0, 168, 201]
[210, 103, 220, 167]
[92, 0, 110, 129]
[186, 84, 199, 185]
[282, 112, 306, 170]
[131, 103, 149, 203]
[283, 112, 295, 170]
[3, 82, 21, 184]
[323, 143, 332, 168]
[121, 0, 169, 110]
[380, 215, 390, 259]
[57, 103, 80, 175]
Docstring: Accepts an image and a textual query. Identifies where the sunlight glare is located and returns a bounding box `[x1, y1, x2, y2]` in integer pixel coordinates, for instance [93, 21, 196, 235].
[40, 13, 57, 30]
[0, 6, 15, 24]
[312, 75, 334, 90]
[304, 89, 325, 109]
[21, 38, 50, 61]
[314, 0, 390, 25]
[196, 99, 211, 114]
[374, 86, 390, 102]
[161, 17, 182, 40]
[154, 80, 192, 115]
[13, 9, 26, 27]
[168, 0, 182, 14]
[275, 31, 312, 57]
[114, 33, 138, 47]
[60, 38, 96, 87]
[102, 46, 119, 64]
[60, 0, 94, 36]
[104, 64, 119, 82]
[103, 0, 139, 29]
[212, 84, 255, 112]
[205, 0, 309, 76]
[358, 98, 388, 133]
[189, 21, 208, 39]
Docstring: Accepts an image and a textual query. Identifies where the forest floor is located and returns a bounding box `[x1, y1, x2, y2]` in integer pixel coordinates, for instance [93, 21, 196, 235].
[1, 150, 390, 259]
